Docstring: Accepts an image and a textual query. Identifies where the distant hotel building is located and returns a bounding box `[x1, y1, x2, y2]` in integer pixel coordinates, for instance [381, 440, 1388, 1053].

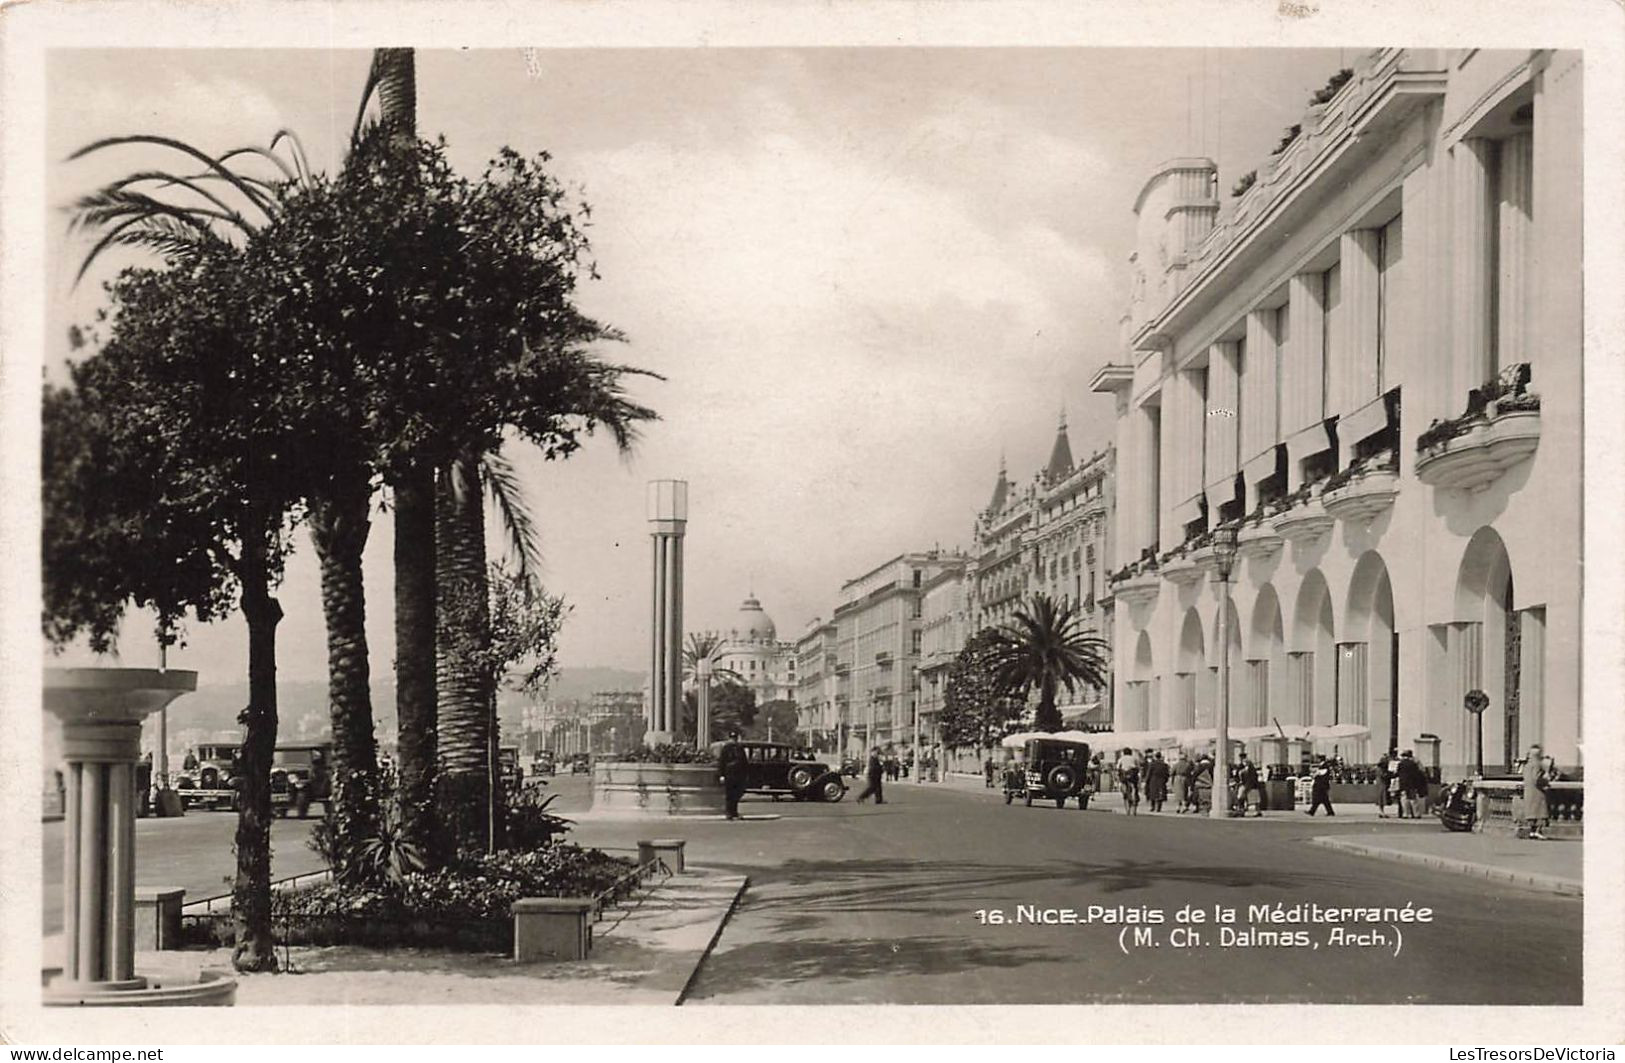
[970, 415, 1115, 725]
[704, 593, 798, 705]
[1092, 49, 1582, 778]
[798, 551, 965, 755]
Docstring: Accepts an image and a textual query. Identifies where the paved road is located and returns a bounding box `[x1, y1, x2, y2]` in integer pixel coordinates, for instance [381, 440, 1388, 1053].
[565, 778, 1581, 1005]
[41, 810, 326, 934]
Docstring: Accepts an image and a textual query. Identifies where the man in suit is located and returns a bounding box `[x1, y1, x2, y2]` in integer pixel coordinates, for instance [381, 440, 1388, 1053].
[856, 747, 886, 804]
[718, 731, 749, 820]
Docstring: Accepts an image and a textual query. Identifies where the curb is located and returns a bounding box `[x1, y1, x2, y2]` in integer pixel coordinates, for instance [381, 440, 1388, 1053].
[1308, 836, 1582, 896]
[675, 872, 749, 1005]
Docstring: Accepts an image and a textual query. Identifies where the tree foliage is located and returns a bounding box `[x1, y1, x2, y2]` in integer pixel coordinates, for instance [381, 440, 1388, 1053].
[940, 628, 1025, 750]
[985, 594, 1109, 733]
[682, 680, 758, 744]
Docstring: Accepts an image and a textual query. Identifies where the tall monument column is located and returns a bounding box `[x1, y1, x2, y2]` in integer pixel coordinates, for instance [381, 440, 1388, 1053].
[646, 480, 688, 745]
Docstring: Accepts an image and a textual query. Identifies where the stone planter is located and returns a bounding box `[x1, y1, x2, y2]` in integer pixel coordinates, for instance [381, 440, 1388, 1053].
[1269, 498, 1333, 545]
[1416, 407, 1541, 492]
[1322, 468, 1400, 523]
[1236, 521, 1282, 561]
[1112, 573, 1161, 607]
[1162, 556, 1203, 585]
[591, 762, 726, 817]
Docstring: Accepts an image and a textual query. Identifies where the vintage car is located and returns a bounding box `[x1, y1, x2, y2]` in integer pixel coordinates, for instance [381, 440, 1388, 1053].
[713, 741, 846, 802]
[532, 750, 557, 777]
[1008, 737, 1094, 810]
[271, 741, 332, 818]
[569, 752, 592, 774]
[173, 741, 242, 811]
[498, 746, 524, 790]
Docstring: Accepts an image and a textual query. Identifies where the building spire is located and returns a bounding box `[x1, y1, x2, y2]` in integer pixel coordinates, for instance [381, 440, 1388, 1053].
[1044, 407, 1075, 484]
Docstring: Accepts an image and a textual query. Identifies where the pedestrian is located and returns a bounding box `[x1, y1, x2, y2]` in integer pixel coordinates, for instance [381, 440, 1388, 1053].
[1376, 750, 1396, 819]
[856, 746, 886, 804]
[1305, 755, 1335, 816]
[1232, 754, 1262, 817]
[1171, 751, 1192, 813]
[718, 730, 749, 820]
[1396, 749, 1429, 818]
[1518, 743, 1553, 840]
[136, 752, 153, 818]
[984, 756, 996, 789]
[1146, 752, 1170, 812]
[1115, 747, 1141, 815]
[1190, 753, 1214, 813]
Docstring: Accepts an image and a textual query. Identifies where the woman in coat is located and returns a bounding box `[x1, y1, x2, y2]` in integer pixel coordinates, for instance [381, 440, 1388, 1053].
[1171, 752, 1192, 813]
[1520, 743, 1550, 839]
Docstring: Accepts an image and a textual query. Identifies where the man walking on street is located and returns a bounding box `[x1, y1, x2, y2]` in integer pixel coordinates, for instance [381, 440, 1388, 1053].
[856, 746, 886, 804]
[1305, 755, 1335, 816]
[719, 730, 749, 820]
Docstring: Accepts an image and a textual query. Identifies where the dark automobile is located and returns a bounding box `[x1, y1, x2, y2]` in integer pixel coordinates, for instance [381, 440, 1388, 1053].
[712, 741, 846, 802]
[498, 746, 524, 790]
[271, 742, 332, 818]
[174, 742, 241, 811]
[532, 750, 557, 776]
[1010, 738, 1093, 809]
[569, 753, 592, 774]
[839, 756, 861, 778]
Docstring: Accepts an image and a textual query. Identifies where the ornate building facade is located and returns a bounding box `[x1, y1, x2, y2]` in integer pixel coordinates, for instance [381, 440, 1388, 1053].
[1093, 49, 1582, 778]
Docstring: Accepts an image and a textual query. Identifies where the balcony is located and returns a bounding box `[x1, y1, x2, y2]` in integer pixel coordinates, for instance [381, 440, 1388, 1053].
[1267, 482, 1333, 545]
[1415, 365, 1541, 492]
[833, 662, 851, 676]
[1108, 560, 1161, 607]
[1322, 450, 1400, 523]
[1159, 546, 1203, 586]
[875, 651, 893, 667]
[1235, 514, 1283, 562]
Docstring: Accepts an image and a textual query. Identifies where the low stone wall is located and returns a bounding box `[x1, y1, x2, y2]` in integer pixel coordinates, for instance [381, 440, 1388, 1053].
[1474, 778, 1584, 838]
[591, 762, 727, 817]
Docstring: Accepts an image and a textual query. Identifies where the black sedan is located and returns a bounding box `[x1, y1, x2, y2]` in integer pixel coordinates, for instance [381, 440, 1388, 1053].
[712, 741, 846, 802]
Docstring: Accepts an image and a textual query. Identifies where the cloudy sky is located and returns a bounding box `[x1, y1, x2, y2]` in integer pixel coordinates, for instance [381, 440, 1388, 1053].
[44, 44, 1347, 681]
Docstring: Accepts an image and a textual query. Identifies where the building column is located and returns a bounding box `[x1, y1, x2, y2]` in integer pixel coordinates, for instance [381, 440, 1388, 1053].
[646, 481, 688, 743]
[1205, 342, 1240, 488]
[1240, 310, 1278, 462]
[1285, 273, 1326, 435]
[1452, 137, 1497, 396]
[1497, 131, 1534, 372]
[1339, 229, 1382, 414]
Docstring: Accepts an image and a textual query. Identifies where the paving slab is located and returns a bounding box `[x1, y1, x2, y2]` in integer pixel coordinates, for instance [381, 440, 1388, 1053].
[1308, 831, 1581, 896]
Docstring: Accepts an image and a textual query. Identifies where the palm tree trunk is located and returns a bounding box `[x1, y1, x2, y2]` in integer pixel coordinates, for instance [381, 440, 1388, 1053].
[435, 449, 495, 853]
[232, 514, 281, 973]
[392, 460, 440, 865]
[1035, 676, 1062, 733]
[308, 465, 380, 877]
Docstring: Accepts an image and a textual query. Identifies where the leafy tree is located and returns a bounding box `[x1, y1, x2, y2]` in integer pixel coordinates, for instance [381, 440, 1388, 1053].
[681, 681, 758, 743]
[985, 594, 1109, 733]
[940, 628, 1025, 751]
[747, 699, 801, 746]
[682, 632, 743, 686]
[44, 251, 303, 973]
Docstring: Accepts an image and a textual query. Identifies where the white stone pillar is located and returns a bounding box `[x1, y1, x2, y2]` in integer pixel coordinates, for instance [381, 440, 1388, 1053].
[1452, 137, 1497, 394]
[1285, 273, 1326, 435]
[1241, 311, 1277, 461]
[1339, 229, 1383, 413]
[1497, 131, 1534, 372]
[647, 481, 688, 742]
[1205, 342, 1240, 484]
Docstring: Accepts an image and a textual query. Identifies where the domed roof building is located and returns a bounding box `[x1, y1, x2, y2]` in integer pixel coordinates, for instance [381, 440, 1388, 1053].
[705, 592, 798, 706]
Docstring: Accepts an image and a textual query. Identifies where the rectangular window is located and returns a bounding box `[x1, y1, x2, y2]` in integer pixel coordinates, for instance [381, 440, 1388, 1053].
[1377, 214, 1402, 393]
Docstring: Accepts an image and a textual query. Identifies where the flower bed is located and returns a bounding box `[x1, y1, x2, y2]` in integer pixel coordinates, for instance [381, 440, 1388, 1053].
[182, 844, 635, 952]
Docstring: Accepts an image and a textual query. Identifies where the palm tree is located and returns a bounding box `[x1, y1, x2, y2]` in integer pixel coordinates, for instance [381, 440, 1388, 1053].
[986, 593, 1109, 733]
[682, 632, 743, 687]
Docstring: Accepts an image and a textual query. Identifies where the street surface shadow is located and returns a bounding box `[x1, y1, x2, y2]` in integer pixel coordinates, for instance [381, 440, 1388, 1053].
[686, 935, 1040, 1000]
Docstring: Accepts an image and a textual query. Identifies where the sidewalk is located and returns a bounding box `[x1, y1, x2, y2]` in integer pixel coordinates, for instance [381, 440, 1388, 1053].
[42, 866, 748, 1005]
[1309, 831, 1582, 896]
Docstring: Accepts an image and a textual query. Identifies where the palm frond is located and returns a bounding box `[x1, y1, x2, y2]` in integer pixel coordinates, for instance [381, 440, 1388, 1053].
[67, 134, 281, 220]
[83, 171, 255, 231]
[267, 128, 313, 185]
[481, 451, 541, 589]
[71, 209, 224, 285]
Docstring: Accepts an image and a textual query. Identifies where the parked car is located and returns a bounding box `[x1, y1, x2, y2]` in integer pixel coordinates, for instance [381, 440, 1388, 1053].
[532, 750, 557, 776]
[271, 741, 332, 818]
[498, 746, 524, 790]
[569, 753, 592, 774]
[713, 741, 846, 802]
[1008, 737, 1094, 810]
[839, 756, 861, 778]
[173, 742, 241, 811]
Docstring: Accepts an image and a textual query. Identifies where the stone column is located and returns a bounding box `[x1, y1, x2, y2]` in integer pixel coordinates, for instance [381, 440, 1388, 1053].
[1497, 131, 1534, 372]
[1339, 229, 1382, 414]
[1285, 273, 1326, 436]
[1241, 310, 1278, 461]
[1452, 137, 1497, 395]
[1205, 342, 1240, 486]
[646, 481, 688, 743]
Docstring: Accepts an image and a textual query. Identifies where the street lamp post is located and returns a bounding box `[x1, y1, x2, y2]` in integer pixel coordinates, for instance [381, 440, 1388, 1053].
[1210, 524, 1239, 820]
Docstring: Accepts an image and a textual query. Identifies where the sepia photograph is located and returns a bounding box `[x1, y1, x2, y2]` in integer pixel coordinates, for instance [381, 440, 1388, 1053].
[1, 0, 1621, 1047]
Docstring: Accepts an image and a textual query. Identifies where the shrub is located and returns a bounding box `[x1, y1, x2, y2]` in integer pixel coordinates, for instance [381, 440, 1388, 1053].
[1230, 170, 1257, 198]
[606, 743, 715, 764]
[503, 783, 573, 850]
